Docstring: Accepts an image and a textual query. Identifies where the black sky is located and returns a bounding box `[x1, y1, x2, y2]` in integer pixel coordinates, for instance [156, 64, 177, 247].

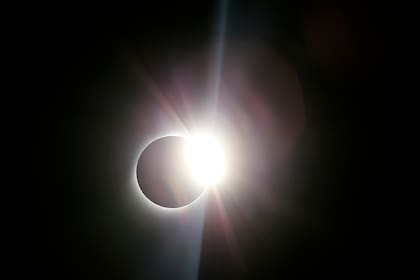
[13, 1, 394, 279]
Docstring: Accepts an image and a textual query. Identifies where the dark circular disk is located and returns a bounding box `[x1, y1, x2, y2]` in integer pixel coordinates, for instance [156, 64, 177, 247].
[136, 136, 204, 208]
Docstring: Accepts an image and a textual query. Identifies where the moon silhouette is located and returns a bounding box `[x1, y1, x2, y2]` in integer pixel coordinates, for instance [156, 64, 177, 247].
[136, 136, 206, 208]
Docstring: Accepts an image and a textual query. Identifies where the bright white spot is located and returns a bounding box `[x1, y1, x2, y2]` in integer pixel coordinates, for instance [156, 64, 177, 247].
[186, 133, 226, 187]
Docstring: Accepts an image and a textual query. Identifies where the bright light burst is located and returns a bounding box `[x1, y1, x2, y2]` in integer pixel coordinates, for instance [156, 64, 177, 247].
[186, 133, 226, 187]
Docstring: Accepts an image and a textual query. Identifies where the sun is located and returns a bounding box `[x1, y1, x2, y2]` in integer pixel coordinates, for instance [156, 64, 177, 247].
[185, 133, 226, 187]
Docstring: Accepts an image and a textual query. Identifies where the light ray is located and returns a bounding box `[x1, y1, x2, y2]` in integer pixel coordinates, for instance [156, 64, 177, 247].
[212, 188, 246, 271]
[209, 0, 229, 123]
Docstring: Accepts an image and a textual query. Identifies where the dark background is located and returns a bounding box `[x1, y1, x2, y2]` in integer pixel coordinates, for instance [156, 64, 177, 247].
[13, 0, 394, 279]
